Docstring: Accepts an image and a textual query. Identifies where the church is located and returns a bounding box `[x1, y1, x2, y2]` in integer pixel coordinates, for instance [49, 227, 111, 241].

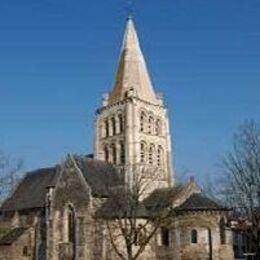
[0, 17, 234, 260]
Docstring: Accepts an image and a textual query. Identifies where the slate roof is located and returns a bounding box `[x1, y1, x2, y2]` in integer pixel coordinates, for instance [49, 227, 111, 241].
[0, 227, 29, 245]
[74, 156, 124, 197]
[96, 197, 149, 219]
[1, 167, 59, 211]
[97, 185, 185, 219]
[0, 153, 226, 214]
[143, 185, 185, 209]
[97, 190, 228, 220]
[108, 17, 160, 106]
[0, 156, 123, 212]
[176, 193, 228, 211]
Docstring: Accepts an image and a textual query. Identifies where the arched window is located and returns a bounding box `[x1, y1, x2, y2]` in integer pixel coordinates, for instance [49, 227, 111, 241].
[118, 114, 124, 133]
[208, 228, 213, 259]
[148, 116, 154, 134]
[140, 111, 146, 132]
[157, 146, 164, 167]
[140, 142, 147, 163]
[23, 246, 29, 256]
[104, 146, 109, 162]
[191, 229, 198, 244]
[67, 206, 76, 243]
[105, 119, 109, 137]
[111, 143, 117, 164]
[111, 117, 116, 136]
[155, 119, 162, 136]
[220, 218, 226, 244]
[120, 142, 125, 164]
[161, 227, 170, 247]
[149, 144, 155, 165]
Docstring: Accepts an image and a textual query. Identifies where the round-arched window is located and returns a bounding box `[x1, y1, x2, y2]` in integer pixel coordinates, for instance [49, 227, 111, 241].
[155, 119, 162, 136]
[111, 143, 117, 164]
[140, 142, 147, 163]
[140, 111, 146, 132]
[148, 116, 154, 134]
[149, 144, 155, 165]
[191, 229, 198, 244]
[157, 146, 164, 167]
[104, 146, 109, 162]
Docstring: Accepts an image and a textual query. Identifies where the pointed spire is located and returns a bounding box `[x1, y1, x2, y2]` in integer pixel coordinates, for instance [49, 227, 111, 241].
[108, 17, 159, 105]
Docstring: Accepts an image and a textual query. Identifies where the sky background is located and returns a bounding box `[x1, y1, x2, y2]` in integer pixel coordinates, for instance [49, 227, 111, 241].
[0, 0, 259, 183]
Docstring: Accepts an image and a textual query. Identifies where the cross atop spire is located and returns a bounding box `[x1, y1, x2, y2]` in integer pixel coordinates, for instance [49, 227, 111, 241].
[107, 17, 159, 105]
[126, 0, 134, 19]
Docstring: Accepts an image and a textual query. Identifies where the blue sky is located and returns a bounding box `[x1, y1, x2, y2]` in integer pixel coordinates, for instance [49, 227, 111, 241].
[0, 0, 259, 182]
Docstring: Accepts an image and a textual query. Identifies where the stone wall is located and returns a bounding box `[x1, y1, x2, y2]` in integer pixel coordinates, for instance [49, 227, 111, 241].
[46, 158, 92, 260]
[0, 227, 34, 260]
[164, 211, 234, 260]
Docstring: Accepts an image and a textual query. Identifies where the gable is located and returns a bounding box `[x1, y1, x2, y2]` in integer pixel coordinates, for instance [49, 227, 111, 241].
[0, 156, 123, 212]
[52, 158, 91, 210]
[73, 155, 124, 197]
[176, 193, 228, 211]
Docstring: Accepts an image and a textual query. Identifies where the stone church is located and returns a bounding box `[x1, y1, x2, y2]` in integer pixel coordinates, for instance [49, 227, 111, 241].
[0, 18, 234, 260]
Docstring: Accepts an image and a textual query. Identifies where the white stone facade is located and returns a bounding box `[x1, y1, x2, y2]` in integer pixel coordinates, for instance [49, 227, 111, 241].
[94, 18, 174, 190]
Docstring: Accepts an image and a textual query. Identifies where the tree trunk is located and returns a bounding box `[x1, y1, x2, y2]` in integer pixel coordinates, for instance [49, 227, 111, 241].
[127, 245, 133, 260]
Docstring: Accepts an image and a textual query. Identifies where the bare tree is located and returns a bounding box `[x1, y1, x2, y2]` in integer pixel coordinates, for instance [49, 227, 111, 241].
[97, 165, 173, 260]
[0, 151, 23, 203]
[222, 120, 260, 257]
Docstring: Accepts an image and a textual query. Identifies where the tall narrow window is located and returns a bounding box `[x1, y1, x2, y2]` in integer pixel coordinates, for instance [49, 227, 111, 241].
[119, 114, 124, 133]
[111, 117, 116, 136]
[23, 246, 29, 256]
[157, 146, 163, 167]
[120, 142, 125, 164]
[148, 116, 154, 134]
[111, 143, 117, 164]
[140, 111, 146, 132]
[140, 142, 146, 163]
[220, 218, 226, 244]
[104, 146, 109, 162]
[68, 206, 76, 243]
[208, 228, 213, 260]
[161, 227, 170, 247]
[149, 144, 155, 165]
[155, 119, 162, 136]
[191, 229, 198, 244]
[105, 119, 109, 137]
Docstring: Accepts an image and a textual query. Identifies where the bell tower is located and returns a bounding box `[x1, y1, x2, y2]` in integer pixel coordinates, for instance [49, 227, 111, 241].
[94, 17, 174, 190]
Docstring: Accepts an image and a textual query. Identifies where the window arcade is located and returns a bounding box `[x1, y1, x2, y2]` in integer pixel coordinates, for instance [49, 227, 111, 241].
[140, 142, 146, 163]
[105, 119, 109, 137]
[111, 143, 117, 164]
[157, 146, 163, 167]
[120, 142, 125, 164]
[111, 117, 116, 136]
[104, 146, 109, 162]
[148, 116, 154, 134]
[118, 114, 124, 133]
[155, 119, 162, 136]
[149, 144, 155, 165]
[140, 111, 146, 132]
